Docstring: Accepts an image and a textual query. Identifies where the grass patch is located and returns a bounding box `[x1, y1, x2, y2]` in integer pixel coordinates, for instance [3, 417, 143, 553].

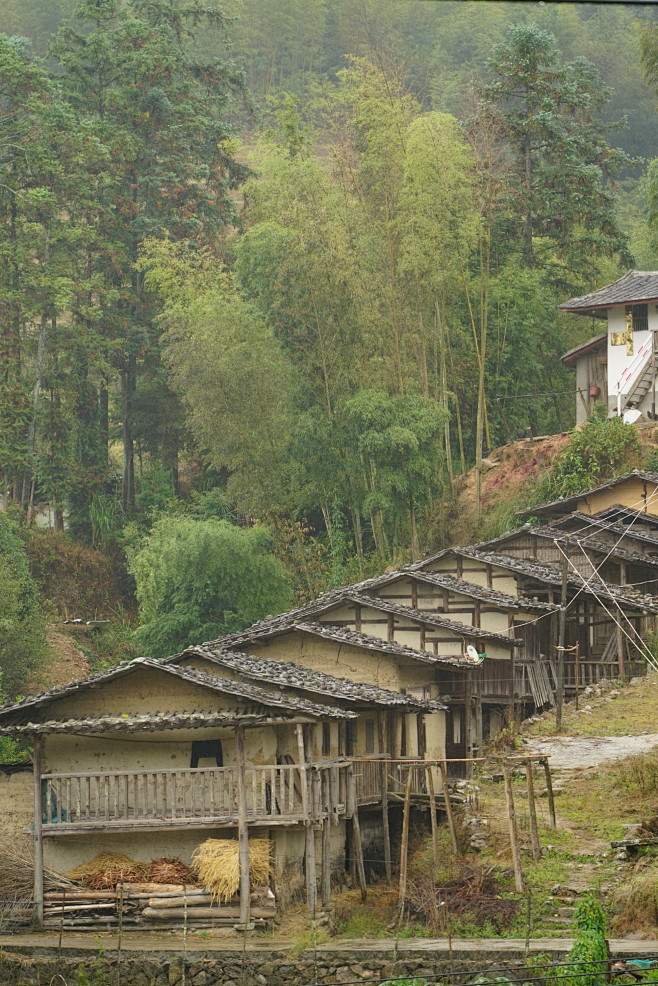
[525, 674, 658, 738]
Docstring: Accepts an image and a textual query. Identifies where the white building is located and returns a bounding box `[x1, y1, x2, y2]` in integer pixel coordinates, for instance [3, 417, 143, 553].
[560, 270, 658, 424]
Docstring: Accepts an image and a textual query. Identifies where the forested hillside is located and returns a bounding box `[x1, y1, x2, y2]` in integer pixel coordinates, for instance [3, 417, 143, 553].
[2, 0, 658, 691]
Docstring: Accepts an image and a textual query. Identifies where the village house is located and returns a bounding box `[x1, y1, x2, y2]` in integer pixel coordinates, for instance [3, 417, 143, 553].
[0, 657, 441, 928]
[560, 270, 658, 423]
[475, 525, 658, 595]
[516, 470, 658, 522]
[547, 511, 658, 559]
[410, 545, 658, 687]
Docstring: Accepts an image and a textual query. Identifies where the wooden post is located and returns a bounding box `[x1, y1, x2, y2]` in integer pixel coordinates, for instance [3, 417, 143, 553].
[465, 672, 473, 778]
[398, 766, 413, 920]
[574, 642, 580, 711]
[426, 763, 440, 870]
[305, 824, 317, 916]
[234, 725, 251, 929]
[542, 757, 557, 830]
[438, 761, 458, 853]
[33, 735, 44, 928]
[377, 712, 392, 881]
[348, 765, 367, 901]
[525, 759, 541, 861]
[503, 763, 524, 893]
[556, 539, 569, 732]
[321, 815, 331, 909]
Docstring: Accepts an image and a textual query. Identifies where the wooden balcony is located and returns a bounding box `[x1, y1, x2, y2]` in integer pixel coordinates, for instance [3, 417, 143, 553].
[41, 763, 341, 834]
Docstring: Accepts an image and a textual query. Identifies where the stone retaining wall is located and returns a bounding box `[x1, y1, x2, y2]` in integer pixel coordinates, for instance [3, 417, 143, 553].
[0, 946, 569, 986]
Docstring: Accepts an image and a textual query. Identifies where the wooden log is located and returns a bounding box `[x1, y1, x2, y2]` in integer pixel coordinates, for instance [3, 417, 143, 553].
[426, 765, 440, 871]
[45, 891, 117, 901]
[542, 758, 557, 830]
[321, 816, 331, 910]
[503, 763, 524, 893]
[117, 883, 203, 895]
[33, 735, 44, 928]
[398, 766, 413, 925]
[147, 895, 218, 908]
[525, 759, 541, 861]
[235, 724, 251, 928]
[439, 761, 458, 853]
[377, 713, 392, 881]
[44, 903, 118, 914]
[141, 905, 275, 919]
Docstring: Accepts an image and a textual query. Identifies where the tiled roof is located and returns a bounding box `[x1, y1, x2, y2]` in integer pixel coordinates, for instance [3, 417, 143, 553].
[171, 645, 446, 710]
[342, 597, 521, 647]
[2, 710, 304, 736]
[516, 471, 658, 520]
[561, 333, 607, 364]
[0, 658, 355, 732]
[477, 524, 658, 568]
[559, 270, 658, 314]
[593, 505, 658, 531]
[448, 547, 658, 613]
[400, 570, 559, 612]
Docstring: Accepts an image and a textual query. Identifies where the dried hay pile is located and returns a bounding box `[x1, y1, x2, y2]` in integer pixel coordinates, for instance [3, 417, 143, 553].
[192, 838, 272, 902]
[610, 863, 658, 934]
[67, 852, 147, 889]
[66, 852, 199, 890]
[0, 843, 74, 901]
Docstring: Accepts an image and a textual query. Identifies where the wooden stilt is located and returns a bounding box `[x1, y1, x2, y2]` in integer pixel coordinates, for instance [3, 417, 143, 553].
[426, 764, 440, 871]
[439, 761, 458, 853]
[398, 766, 412, 922]
[542, 757, 557, 830]
[322, 816, 331, 909]
[346, 764, 366, 901]
[525, 759, 541, 861]
[305, 824, 317, 916]
[234, 725, 251, 929]
[33, 735, 44, 929]
[503, 763, 524, 892]
[377, 712, 392, 881]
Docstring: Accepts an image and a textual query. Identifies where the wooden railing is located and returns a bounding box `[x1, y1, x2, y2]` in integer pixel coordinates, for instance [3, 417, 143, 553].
[41, 763, 317, 833]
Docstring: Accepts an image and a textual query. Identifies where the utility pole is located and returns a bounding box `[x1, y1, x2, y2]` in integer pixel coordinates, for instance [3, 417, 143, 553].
[556, 536, 569, 732]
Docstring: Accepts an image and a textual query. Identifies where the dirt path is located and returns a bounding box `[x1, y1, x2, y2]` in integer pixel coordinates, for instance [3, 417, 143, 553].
[523, 734, 658, 770]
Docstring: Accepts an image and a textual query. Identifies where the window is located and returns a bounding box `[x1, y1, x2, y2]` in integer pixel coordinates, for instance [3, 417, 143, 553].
[190, 738, 223, 768]
[627, 304, 649, 333]
[365, 719, 375, 754]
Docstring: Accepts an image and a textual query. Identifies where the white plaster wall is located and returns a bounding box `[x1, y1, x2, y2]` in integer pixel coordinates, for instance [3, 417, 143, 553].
[607, 305, 652, 407]
[0, 772, 33, 855]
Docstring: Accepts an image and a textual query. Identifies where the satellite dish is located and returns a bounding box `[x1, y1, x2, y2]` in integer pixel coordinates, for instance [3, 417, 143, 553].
[466, 644, 481, 663]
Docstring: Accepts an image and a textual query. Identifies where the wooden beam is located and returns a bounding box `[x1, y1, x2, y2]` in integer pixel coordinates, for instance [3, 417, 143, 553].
[305, 824, 317, 916]
[525, 759, 541, 861]
[234, 725, 251, 929]
[321, 816, 331, 909]
[33, 735, 44, 929]
[438, 761, 458, 853]
[542, 757, 557, 830]
[398, 766, 412, 923]
[503, 763, 524, 892]
[377, 713, 392, 881]
[426, 764, 439, 871]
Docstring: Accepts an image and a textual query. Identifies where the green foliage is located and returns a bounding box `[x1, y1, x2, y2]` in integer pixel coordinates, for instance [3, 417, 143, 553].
[531, 405, 642, 503]
[128, 516, 293, 657]
[0, 515, 47, 695]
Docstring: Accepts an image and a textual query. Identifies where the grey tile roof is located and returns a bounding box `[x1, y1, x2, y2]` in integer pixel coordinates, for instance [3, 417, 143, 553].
[559, 270, 658, 314]
[477, 524, 658, 568]
[0, 658, 355, 732]
[2, 710, 304, 736]
[399, 570, 559, 612]
[593, 505, 658, 531]
[345, 595, 521, 647]
[447, 547, 658, 613]
[171, 644, 446, 710]
[516, 471, 658, 520]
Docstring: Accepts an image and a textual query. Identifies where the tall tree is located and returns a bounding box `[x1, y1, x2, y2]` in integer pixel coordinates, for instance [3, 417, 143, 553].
[51, 0, 247, 517]
[479, 22, 633, 285]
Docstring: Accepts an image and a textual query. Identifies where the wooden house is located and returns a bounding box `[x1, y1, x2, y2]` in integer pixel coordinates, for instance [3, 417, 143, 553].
[218, 575, 556, 761]
[0, 657, 438, 926]
[476, 524, 658, 592]
[516, 471, 658, 523]
[559, 270, 658, 422]
[548, 512, 658, 559]
[411, 546, 658, 686]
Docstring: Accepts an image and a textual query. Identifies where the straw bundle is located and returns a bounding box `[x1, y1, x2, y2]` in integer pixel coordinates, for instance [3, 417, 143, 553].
[192, 838, 272, 902]
[145, 857, 196, 885]
[67, 852, 148, 889]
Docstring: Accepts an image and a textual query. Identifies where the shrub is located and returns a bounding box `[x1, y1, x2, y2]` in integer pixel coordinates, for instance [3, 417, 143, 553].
[129, 516, 293, 657]
[0, 514, 48, 695]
